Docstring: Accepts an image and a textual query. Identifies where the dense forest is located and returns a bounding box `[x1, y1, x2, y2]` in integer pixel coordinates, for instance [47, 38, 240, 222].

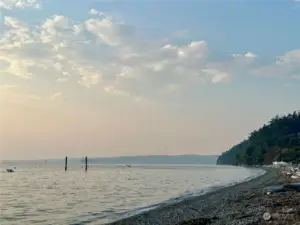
[217, 111, 300, 166]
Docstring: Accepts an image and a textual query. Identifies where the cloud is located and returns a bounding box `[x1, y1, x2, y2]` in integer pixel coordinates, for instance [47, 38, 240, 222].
[104, 86, 129, 96]
[202, 69, 229, 83]
[245, 52, 257, 58]
[0, 10, 299, 100]
[89, 9, 104, 16]
[277, 49, 300, 66]
[232, 52, 257, 59]
[49, 92, 62, 101]
[252, 49, 300, 78]
[0, 0, 40, 9]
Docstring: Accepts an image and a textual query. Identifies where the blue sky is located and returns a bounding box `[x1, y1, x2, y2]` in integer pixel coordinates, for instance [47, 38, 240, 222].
[0, 0, 299, 160]
[86, 0, 300, 55]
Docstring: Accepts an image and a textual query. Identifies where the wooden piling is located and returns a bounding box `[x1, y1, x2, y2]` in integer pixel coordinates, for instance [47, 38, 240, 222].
[85, 156, 88, 171]
[65, 156, 68, 171]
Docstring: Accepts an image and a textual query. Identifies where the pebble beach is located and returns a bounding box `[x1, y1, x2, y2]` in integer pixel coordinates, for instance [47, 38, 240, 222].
[106, 167, 300, 225]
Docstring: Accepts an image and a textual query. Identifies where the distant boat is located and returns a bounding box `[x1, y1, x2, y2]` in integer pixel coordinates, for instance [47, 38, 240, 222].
[125, 164, 132, 168]
[6, 167, 16, 173]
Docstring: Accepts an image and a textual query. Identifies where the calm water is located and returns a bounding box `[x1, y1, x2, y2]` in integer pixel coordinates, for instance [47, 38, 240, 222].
[0, 163, 264, 225]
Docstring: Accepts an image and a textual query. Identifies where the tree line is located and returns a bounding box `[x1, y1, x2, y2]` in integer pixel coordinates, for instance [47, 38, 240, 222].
[217, 111, 300, 165]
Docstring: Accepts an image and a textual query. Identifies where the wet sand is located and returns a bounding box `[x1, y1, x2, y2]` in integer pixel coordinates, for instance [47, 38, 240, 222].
[105, 167, 300, 225]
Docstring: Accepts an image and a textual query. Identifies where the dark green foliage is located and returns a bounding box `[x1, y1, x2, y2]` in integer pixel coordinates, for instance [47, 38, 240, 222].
[217, 111, 300, 165]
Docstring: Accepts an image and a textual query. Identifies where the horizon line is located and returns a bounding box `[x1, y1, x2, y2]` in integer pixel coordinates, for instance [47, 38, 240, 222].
[1, 154, 220, 162]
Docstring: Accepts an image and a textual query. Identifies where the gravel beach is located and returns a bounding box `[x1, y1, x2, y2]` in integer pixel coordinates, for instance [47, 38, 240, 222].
[105, 167, 300, 225]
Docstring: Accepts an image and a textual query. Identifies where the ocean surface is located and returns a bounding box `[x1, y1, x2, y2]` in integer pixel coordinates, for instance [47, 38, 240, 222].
[0, 162, 264, 225]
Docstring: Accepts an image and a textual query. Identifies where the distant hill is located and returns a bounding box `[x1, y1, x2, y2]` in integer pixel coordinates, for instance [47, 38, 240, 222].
[2, 155, 218, 165]
[217, 111, 300, 166]
[86, 155, 218, 165]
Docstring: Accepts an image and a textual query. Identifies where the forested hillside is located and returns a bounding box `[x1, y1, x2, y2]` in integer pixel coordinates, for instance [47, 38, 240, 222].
[217, 111, 300, 165]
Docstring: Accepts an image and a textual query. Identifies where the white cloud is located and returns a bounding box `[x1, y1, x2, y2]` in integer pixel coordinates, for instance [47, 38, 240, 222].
[276, 49, 300, 66]
[245, 52, 257, 58]
[202, 69, 229, 83]
[78, 70, 100, 88]
[0, 0, 40, 9]
[232, 52, 257, 59]
[0, 11, 299, 100]
[89, 9, 104, 16]
[104, 86, 129, 96]
[84, 17, 133, 46]
[252, 49, 300, 78]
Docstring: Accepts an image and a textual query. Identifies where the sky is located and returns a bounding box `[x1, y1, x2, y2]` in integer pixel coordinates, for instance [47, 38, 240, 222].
[0, 0, 299, 160]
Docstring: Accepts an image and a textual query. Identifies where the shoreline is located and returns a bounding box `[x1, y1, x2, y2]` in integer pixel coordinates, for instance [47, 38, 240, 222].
[110, 167, 266, 222]
[105, 167, 290, 225]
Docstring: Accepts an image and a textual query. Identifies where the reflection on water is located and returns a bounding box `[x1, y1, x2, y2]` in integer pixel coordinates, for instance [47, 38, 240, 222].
[0, 164, 263, 224]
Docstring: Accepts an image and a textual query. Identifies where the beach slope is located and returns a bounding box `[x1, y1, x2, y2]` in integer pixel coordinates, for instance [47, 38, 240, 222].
[105, 168, 300, 225]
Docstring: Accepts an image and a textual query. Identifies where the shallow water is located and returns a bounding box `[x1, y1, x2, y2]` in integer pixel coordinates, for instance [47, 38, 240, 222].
[0, 163, 263, 225]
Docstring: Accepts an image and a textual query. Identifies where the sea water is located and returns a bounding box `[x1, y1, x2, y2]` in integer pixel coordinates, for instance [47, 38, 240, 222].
[0, 163, 264, 225]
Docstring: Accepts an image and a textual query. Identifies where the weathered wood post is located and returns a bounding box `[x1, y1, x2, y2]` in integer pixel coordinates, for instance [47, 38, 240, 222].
[65, 156, 68, 171]
[85, 156, 88, 171]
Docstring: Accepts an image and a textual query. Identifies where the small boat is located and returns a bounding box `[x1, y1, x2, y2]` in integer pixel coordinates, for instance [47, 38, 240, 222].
[125, 164, 132, 168]
[6, 168, 15, 173]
